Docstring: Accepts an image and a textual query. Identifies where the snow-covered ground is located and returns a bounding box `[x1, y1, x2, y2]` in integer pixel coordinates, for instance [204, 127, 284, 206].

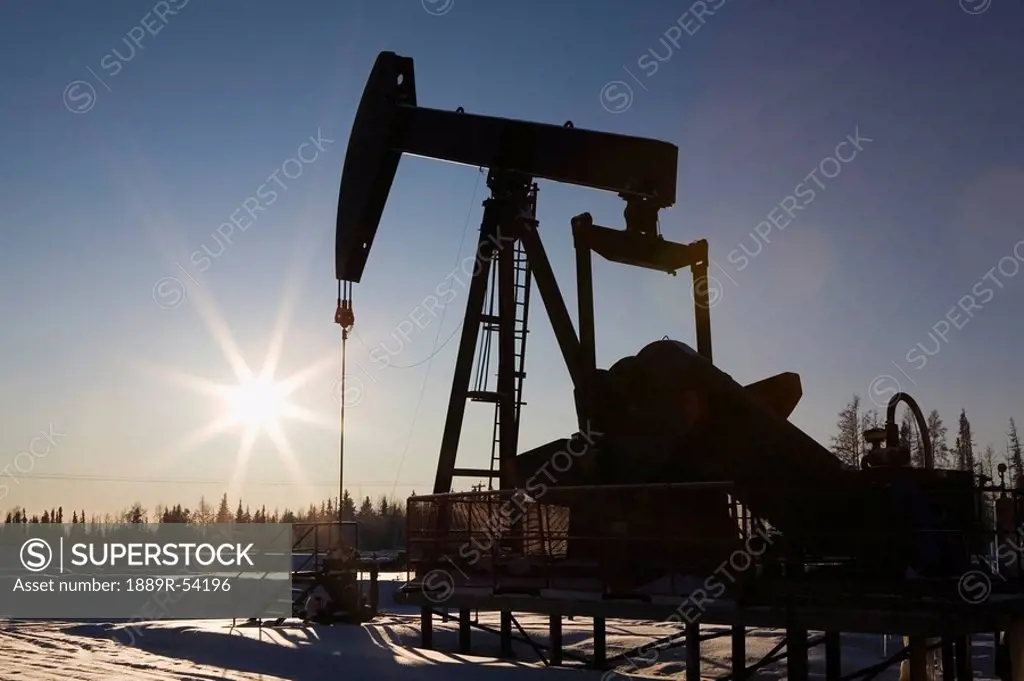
[0, 575, 1003, 679]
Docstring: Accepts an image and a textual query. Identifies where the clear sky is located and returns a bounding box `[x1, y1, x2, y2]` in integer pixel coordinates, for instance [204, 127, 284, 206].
[1, 0, 1022, 518]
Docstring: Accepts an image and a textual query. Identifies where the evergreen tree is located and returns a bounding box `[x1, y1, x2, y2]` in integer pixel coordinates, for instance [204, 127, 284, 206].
[1009, 418, 1023, 482]
[235, 500, 244, 523]
[341, 491, 356, 520]
[215, 494, 232, 524]
[955, 409, 976, 472]
[161, 504, 190, 523]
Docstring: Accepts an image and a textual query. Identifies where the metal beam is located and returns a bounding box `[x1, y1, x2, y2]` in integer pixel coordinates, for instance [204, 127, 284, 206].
[517, 221, 583, 388]
[459, 608, 471, 653]
[574, 230, 596, 378]
[594, 616, 607, 669]
[497, 227, 518, 489]
[686, 622, 701, 681]
[825, 631, 841, 680]
[501, 611, 514, 657]
[573, 217, 713, 364]
[954, 635, 972, 679]
[691, 241, 713, 362]
[732, 625, 747, 680]
[549, 615, 562, 666]
[421, 606, 433, 648]
[335, 51, 678, 283]
[433, 209, 498, 494]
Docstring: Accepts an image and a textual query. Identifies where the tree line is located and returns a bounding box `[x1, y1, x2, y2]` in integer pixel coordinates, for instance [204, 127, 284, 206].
[11, 400, 1020, 543]
[830, 394, 1023, 481]
[3, 490, 411, 550]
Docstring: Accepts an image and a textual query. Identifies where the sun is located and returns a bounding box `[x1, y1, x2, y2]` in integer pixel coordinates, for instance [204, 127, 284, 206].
[137, 275, 341, 501]
[225, 376, 288, 429]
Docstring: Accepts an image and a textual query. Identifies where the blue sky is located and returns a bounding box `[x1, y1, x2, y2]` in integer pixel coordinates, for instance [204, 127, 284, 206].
[1, 0, 1022, 517]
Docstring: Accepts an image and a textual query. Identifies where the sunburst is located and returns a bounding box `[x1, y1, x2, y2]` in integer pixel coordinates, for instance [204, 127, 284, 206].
[138, 273, 339, 501]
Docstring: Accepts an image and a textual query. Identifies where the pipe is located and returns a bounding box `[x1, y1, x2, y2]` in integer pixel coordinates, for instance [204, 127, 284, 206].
[886, 392, 933, 469]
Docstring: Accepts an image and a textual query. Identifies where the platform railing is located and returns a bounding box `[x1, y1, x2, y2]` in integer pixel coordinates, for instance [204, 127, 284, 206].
[405, 479, 1021, 601]
[291, 521, 359, 573]
[406, 482, 777, 598]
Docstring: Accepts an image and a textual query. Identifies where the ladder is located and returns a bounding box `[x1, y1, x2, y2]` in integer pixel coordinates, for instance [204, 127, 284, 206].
[486, 238, 532, 489]
[454, 195, 534, 490]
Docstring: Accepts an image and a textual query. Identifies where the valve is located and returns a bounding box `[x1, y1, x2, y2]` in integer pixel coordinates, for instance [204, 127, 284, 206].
[860, 426, 910, 469]
[864, 427, 886, 448]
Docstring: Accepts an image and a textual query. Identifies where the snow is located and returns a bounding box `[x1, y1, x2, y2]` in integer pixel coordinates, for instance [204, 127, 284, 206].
[0, 576, 1004, 679]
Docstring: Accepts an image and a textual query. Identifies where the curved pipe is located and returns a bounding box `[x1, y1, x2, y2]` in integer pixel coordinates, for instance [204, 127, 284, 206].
[886, 392, 933, 469]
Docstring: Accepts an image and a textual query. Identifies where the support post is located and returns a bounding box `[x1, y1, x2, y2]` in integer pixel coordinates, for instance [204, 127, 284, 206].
[574, 234, 595, 377]
[421, 606, 433, 649]
[732, 625, 746, 680]
[500, 610, 513, 657]
[691, 241, 713, 363]
[594, 616, 607, 668]
[825, 631, 841, 681]
[549, 615, 563, 666]
[907, 636, 927, 681]
[941, 638, 955, 681]
[1007, 620, 1024, 681]
[993, 632, 1002, 679]
[458, 608, 471, 653]
[517, 220, 583, 387]
[953, 635, 972, 680]
[787, 629, 809, 681]
[433, 204, 500, 493]
[686, 621, 701, 681]
[369, 566, 379, 614]
[785, 557, 808, 681]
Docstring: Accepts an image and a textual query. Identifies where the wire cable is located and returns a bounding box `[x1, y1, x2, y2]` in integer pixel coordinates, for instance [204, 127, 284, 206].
[336, 280, 355, 515]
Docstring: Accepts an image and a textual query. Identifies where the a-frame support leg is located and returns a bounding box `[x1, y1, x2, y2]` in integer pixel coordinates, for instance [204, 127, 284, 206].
[433, 199, 502, 494]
